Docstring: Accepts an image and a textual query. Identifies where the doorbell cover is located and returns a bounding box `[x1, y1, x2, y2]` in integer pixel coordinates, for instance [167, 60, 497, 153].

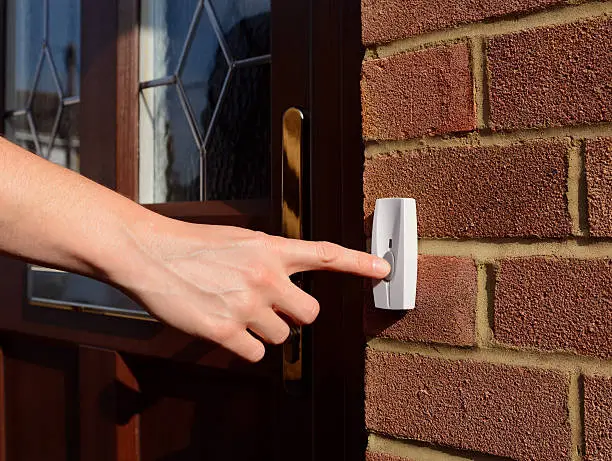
[371, 198, 417, 310]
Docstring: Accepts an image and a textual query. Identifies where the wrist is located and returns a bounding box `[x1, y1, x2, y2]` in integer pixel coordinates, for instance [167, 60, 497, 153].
[86, 199, 162, 289]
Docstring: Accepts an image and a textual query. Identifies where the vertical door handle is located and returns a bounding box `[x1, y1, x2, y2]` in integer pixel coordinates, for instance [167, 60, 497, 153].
[281, 107, 305, 393]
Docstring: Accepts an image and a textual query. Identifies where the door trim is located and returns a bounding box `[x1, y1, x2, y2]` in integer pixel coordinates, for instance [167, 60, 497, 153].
[309, 1, 366, 460]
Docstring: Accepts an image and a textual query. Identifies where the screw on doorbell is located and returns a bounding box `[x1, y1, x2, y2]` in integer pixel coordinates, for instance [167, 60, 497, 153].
[371, 198, 417, 310]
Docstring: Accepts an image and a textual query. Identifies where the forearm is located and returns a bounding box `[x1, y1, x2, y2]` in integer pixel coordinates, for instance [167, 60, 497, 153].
[0, 137, 389, 362]
[0, 136, 152, 282]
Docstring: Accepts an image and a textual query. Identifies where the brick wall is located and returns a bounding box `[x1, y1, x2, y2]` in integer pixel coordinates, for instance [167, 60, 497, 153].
[361, 1, 612, 460]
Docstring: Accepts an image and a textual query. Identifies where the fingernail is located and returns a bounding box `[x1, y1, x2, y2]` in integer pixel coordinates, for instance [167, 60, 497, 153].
[373, 257, 391, 276]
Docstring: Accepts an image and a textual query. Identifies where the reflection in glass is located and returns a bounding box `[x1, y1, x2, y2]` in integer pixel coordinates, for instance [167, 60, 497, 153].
[4, 0, 44, 110]
[140, 85, 201, 203]
[48, 104, 80, 170]
[205, 65, 270, 200]
[140, 0, 200, 81]
[139, 0, 271, 203]
[180, 6, 225, 141]
[210, 0, 271, 60]
[30, 56, 62, 157]
[4, 0, 80, 171]
[29, 267, 147, 318]
[49, 0, 80, 97]
[5, 115, 36, 153]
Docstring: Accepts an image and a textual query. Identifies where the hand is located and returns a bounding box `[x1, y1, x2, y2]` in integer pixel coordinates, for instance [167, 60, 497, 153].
[116, 216, 391, 362]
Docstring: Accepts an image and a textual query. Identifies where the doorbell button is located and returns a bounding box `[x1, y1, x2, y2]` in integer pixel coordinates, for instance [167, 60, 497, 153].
[383, 251, 395, 282]
[371, 198, 418, 310]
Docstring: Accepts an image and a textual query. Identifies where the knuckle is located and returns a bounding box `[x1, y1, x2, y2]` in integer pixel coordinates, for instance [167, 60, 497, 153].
[237, 292, 258, 318]
[209, 321, 239, 344]
[251, 231, 274, 250]
[315, 241, 341, 265]
[247, 263, 273, 287]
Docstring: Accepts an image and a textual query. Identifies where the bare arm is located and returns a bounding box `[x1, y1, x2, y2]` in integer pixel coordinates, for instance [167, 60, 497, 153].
[0, 137, 390, 361]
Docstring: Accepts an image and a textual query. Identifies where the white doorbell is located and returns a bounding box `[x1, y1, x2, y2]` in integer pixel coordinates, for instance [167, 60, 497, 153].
[371, 198, 418, 310]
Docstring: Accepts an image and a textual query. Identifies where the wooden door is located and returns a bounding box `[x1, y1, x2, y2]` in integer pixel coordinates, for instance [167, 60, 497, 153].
[0, 1, 364, 460]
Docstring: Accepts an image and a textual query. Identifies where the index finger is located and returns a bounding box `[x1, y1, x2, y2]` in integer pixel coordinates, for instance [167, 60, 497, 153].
[274, 238, 391, 278]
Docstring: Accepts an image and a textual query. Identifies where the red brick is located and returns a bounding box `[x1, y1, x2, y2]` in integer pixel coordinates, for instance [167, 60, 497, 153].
[488, 18, 612, 131]
[586, 138, 612, 237]
[361, 44, 475, 141]
[365, 351, 571, 461]
[365, 256, 476, 346]
[363, 140, 571, 238]
[366, 451, 410, 461]
[584, 376, 612, 461]
[495, 258, 612, 359]
[362, 0, 567, 45]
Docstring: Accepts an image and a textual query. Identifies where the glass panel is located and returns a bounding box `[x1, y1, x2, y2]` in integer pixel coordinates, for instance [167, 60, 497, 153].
[209, 0, 271, 60]
[4, 115, 36, 153]
[48, 104, 80, 170]
[140, 85, 201, 203]
[4, 0, 45, 110]
[48, 0, 80, 97]
[4, 0, 80, 168]
[140, 0, 200, 81]
[181, 5, 226, 142]
[29, 267, 146, 317]
[30, 55, 62, 157]
[139, 0, 271, 203]
[206, 66, 270, 200]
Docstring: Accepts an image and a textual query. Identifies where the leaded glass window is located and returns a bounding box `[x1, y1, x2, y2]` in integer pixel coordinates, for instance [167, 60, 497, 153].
[139, 0, 271, 203]
[4, 0, 80, 170]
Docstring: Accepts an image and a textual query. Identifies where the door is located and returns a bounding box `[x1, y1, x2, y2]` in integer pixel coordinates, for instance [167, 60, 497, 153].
[0, 1, 364, 460]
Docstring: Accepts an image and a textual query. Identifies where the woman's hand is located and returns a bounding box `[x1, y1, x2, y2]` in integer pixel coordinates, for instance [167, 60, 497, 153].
[116, 216, 391, 362]
[0, 139, 389, 362]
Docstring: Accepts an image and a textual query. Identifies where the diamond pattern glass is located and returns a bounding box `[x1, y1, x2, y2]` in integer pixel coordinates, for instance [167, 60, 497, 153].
[51, 104, 80, 170]
[30, 53, 63, 157]
[205, 65, 270, 200]
[3, 0, 81, 170]
[180, 5, 225, 143]
[210, 0, 271, 60]
[4, 0, 45, 111]
[5, 115, 34, 152]
[139, 0, 271, 203]
[141, 0, 200, 81]
[140, 85, 201, 202]
[48, 0, 80, 97]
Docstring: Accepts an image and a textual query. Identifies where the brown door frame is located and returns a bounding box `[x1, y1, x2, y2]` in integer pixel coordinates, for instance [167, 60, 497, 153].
[0, 0, 366, 458]
[309, 2, 366, 459]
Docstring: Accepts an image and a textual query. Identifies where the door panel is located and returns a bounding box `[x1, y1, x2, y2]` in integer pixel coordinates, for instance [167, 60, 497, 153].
[78, 347, 139, 461]
[132, 356, 276, 461]
[2, 336, 79, 461]
[0, 1, 315, 460]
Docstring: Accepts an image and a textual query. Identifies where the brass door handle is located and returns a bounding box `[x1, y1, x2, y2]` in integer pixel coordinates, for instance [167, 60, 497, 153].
[281, 107, 306, 393]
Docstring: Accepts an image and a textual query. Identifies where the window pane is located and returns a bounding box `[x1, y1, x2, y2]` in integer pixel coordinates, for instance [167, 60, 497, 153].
[139, 0, 271, 203]
[4, 0, 80, 171]
[140, 0, 200, 81]
[49, 0, 80, 97]
[210, 0, 270, 60]
[181, 5, 225, 143]
[5, 115, 35, 153]
[30, 55, 62, 158]
[140, 85, 201, 203]
[206, 65, 270, 200]
[4, 0, 45, 111]
[49, 104, 80, 170]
